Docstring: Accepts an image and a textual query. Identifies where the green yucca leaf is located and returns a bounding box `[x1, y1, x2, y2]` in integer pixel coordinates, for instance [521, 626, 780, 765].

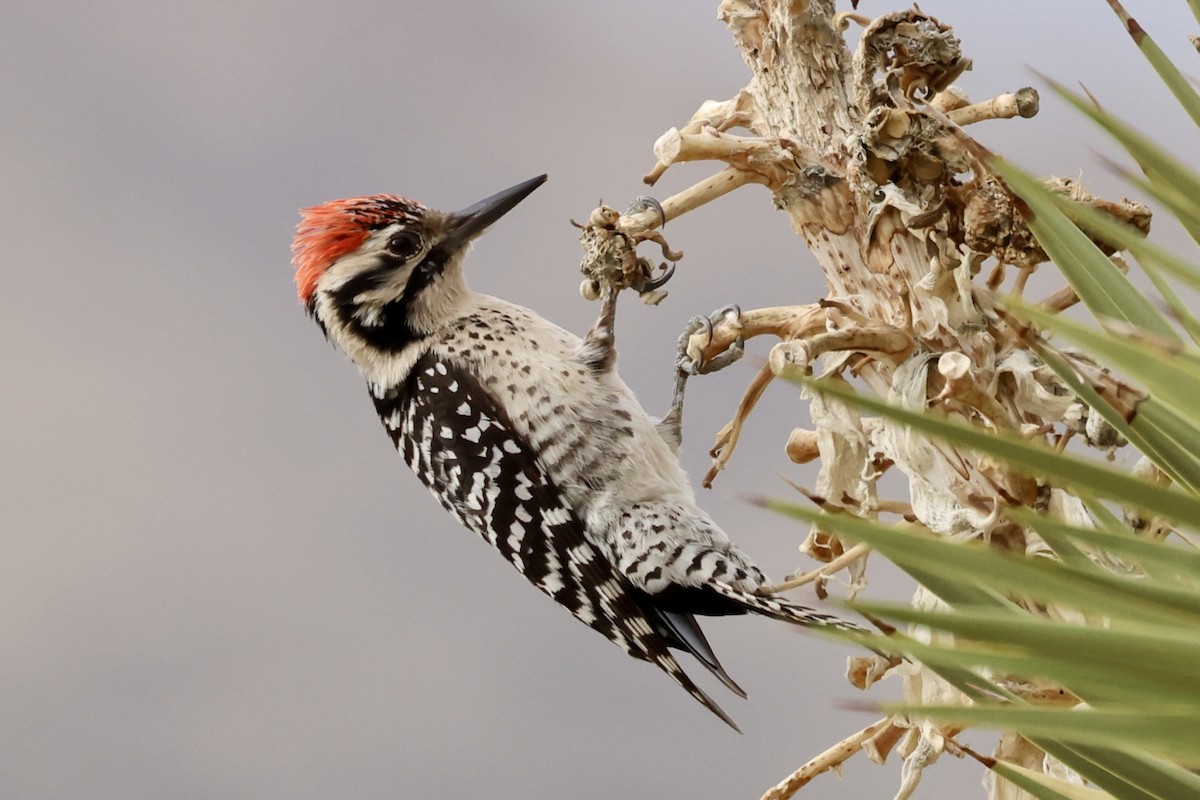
[853, 629, 1188, 708]
[828, 576, 1200, 796]
[1059, 748, 1200, 800]
[1015, 302, 1200, 424]
[796, 508, 1014, 609]
[996, 161, 1200, 294]
[765, 501, 1200, 625]
[1021, 515, 1095, 570]
[1077, 492, 1129, 537]
[882, 705, 1200, 767]
[1044, 74, 1200, 199]
[1016, 745, 1165, 800]
[910, 664, 1166, 797]
[847, 602, 1200, 703]
[1005, 507, 1200, 585]
[1027, 746, 1200, 800]
[881, 559, 1011, 609]
[1100, 160, 1200, 254]
[791, 376, 1200, 527]
[1031, 346, 1200, 493]
[989, 159, 1176, 339]
[1130, 400, 1200, 492]
[1140, 266, 1200, 347]
[830, 604, 1200, 796]
[987, 157, 1200, 344]
[1104, 0, 1200, 131]
[981, 758, 1114, 800]
[1044, 76, 1200, 250]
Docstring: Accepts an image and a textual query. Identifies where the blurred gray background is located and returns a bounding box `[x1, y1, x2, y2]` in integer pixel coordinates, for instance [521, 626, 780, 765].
[4, 2, 1197, 798]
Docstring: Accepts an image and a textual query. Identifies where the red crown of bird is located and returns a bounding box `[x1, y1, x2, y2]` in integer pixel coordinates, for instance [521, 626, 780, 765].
[291, 195, 424, 303]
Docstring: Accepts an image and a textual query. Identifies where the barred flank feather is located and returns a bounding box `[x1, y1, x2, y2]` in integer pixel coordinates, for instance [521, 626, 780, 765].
[376, 351, 740, 730]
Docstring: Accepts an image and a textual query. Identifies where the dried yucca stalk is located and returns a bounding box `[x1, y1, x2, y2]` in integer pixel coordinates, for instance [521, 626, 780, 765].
[573, 3, 1185, 799]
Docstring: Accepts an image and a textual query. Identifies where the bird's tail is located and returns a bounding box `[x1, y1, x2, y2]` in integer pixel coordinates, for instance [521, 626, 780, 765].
[644, 648, 741, 732]
[708, 582, 873, 635]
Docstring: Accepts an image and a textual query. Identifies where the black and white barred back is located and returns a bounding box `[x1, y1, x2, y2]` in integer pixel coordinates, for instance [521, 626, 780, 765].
[371, 348, 740, 729]
[364, 301, 867, 728]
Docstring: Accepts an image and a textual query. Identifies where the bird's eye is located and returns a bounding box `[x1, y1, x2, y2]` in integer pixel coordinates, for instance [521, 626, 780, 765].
[386, 231, 423, 260]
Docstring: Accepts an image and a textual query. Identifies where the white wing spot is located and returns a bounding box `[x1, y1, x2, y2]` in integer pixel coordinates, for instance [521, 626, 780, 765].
[574, 602, 597, 624]
[507, 544, 525, 572]
[540, 573, 566, 596]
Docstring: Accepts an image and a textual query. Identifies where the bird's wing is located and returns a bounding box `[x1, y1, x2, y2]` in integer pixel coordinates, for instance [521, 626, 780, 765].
[374, 350, 740, 731]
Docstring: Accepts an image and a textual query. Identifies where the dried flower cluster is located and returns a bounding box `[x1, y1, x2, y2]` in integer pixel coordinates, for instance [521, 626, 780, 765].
[577, 3, 1153, 798]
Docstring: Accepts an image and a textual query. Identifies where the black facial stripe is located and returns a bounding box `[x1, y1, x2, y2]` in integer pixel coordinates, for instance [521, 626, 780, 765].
[414, 243, 450, 283]
[321, 247, 451, 353]
[323, 255, 419, 351]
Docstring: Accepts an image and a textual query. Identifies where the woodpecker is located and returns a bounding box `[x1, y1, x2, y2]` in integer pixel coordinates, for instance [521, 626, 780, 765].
[292, 175, 864, 731]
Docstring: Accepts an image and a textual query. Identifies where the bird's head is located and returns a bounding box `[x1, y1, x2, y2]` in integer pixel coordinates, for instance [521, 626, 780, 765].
[292, 175, 546, 349]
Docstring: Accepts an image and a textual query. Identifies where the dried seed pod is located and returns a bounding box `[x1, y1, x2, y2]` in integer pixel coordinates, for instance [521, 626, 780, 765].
[589, 205, 620, 229]
[1085, 410, 1125, 450]
[786, 428, 821, 464]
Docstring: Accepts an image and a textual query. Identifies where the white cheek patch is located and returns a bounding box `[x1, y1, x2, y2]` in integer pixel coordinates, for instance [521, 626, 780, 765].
[353, 272, 415, 306]
[316, 224, 428, 301]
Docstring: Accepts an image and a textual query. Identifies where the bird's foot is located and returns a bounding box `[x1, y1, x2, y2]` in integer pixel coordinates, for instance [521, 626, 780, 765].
[626, 195, 666, 227]
[677, 304, 745, 378]
[581, 287, 620, 373]
[658, 305, 745, 449]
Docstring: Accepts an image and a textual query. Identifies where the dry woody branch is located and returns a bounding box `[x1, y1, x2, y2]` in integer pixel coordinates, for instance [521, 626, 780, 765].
[576, 1, 1155, 797]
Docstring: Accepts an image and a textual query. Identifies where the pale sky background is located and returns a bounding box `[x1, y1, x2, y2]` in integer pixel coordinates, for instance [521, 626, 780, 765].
[4, 2, 1199, 799]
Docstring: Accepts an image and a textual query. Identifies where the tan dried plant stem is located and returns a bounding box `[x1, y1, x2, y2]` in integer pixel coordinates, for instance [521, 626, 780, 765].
[579, 2, 1152, 796]
[760, 717, 901, 800]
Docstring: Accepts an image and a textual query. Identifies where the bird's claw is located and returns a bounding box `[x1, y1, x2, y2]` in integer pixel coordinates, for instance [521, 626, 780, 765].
[662, 305, 744, 449]
[640, 261, 675, 292]
[627, 195, 666, 227]
[703, 334, 745, 373]
[676, 305, 745, 376]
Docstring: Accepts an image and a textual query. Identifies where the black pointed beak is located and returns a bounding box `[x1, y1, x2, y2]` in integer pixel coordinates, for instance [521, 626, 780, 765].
[440, 174, 547, 251]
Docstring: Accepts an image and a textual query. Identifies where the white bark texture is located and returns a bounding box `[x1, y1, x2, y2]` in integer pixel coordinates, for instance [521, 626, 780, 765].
[577, 2, 1149, 798]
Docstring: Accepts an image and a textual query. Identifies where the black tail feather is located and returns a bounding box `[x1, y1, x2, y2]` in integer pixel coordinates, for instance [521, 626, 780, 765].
[651, 607, 747, 699]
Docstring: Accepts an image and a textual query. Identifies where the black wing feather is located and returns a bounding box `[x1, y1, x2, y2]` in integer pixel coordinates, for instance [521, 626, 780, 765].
[373, 351, 740, 730]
